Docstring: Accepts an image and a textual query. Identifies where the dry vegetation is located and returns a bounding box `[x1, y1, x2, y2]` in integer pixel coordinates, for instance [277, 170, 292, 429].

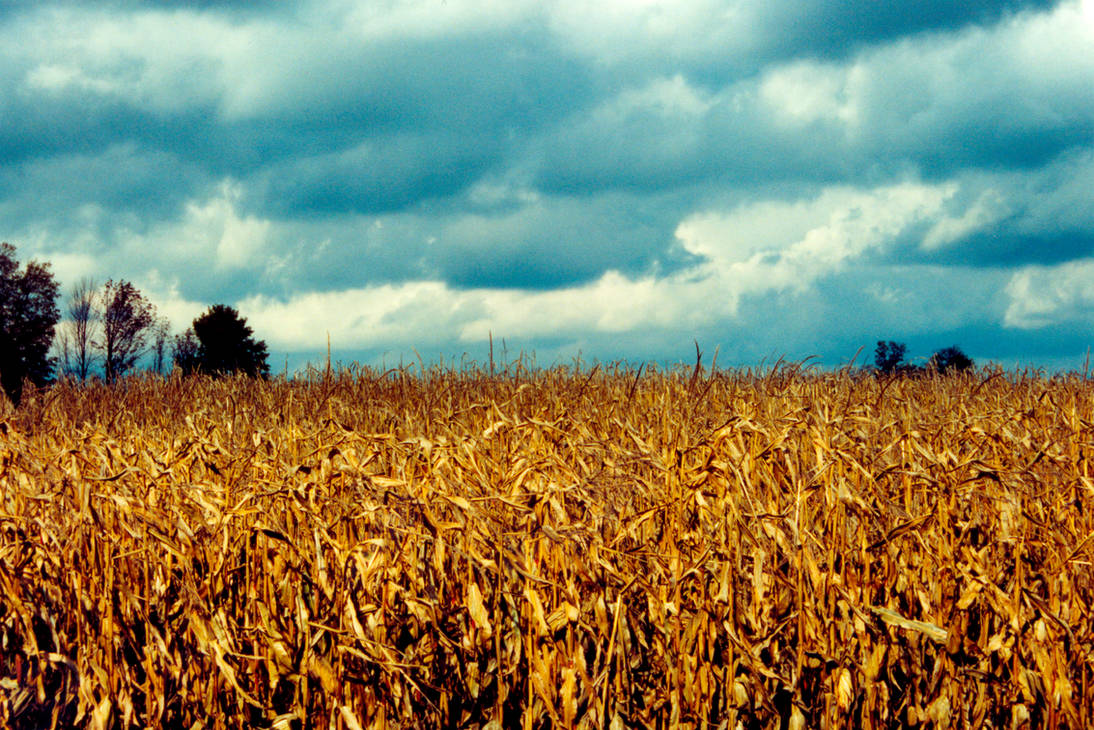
[1, 364, 1092, 729]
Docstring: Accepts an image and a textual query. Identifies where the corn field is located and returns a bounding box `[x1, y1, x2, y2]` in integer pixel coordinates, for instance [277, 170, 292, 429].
[1, 365, 1092, 729]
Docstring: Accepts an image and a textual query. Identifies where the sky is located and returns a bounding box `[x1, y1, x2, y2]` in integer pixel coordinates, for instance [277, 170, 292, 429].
[2, 0, 1094, 373]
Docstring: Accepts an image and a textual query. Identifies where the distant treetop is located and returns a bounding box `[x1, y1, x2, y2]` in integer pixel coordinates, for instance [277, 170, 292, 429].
[874, 340, 974, 376]
[874, 340, 907, 375]
[929, 345, 974, 374]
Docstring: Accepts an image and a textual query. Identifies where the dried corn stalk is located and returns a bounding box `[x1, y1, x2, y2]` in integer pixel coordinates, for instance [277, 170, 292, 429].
[0, 367, 1091, 728]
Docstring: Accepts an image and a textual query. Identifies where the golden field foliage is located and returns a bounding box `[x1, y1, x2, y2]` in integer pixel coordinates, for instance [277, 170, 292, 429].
[1, 365, 1093, 729]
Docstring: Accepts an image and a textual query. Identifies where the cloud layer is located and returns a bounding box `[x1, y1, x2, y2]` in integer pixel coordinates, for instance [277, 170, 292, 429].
[2, 0, 1093, 371]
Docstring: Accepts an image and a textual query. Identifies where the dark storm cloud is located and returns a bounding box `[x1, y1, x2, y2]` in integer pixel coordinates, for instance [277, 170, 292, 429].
[1, 0, 1092, 370]
[267, 216, 435, 293]
[530, 85, 853, 196]
[265, 191, 701, 295]
[760, 0, 1063, 60]
[0, 88, 147, 166]
[565, 0, 1066, 94]
[871, 151, 1094, 268]
[534, 5, 1094, 198]
[846, 56, 1094, 180]
[0, 0, 289, 15]
[252, 133, 502, 217]
[0, 145, 209, 225]
[0, 11, 595, 219]
[925, 229, 1094, 268]
[224, 28, 593, 135]
[431, 194, 698, 290]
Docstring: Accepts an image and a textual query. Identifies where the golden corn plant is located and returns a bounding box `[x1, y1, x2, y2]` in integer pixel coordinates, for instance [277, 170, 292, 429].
[0, 365, 1091, 728]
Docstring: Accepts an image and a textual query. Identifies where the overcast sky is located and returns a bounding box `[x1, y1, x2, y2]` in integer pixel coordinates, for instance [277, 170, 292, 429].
[3, 0, 1093, 372]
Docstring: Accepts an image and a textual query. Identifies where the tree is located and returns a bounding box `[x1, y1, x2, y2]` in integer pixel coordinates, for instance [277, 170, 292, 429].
[0, 242, 60, 405]
[99, 279, 157, 383]
[150, 316, 171, 376]
[172, 328, 201, 374]
[176, 304, 269, 377]
[874, 340, 907, 375]
[929, 345, 974, 374]
[57, 278, 98, 380]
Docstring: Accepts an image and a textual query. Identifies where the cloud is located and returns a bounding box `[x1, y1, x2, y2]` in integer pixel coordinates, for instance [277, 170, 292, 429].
[236, 179, 968, 354]
[429, 191, 693, 290]
[535, 0, 1094, 195]
[239, 269, 714, 356]
[0, 143, 207, 229]
[889, 150, 1094, 267]
[676, 182, 956, 275]
[840, 2, 1094, 174]
[546, 0, 1061, 74]
[1004, 259, 1094, 328]
[920, 189, 1007, 251]
[6, 182, 278, 309]
[252, 132, 501, 216]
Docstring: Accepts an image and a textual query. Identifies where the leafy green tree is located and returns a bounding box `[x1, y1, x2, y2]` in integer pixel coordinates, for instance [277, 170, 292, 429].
[176, 304, 269, 377]
[929, 345, 974, 374]
[0, 242, 60, 405]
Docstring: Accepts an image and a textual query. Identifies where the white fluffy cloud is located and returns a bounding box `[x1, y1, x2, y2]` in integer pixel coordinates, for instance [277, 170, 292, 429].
[15, 8, 233, 112]
[1004, 260, 1094, 329]
[677, 183, 958, 287]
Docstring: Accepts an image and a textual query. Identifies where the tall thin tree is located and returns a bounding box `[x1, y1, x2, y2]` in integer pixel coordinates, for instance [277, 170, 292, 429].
[150, 316, 171, 376]
[99, 280, 156, 383]
[59, 278, 98, 380]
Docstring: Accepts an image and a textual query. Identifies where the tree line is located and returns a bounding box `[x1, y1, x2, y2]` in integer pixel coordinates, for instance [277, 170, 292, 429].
[0, 241, 981, 408]
[873, 340, 974, 376]
[1, 242, 268, 406]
